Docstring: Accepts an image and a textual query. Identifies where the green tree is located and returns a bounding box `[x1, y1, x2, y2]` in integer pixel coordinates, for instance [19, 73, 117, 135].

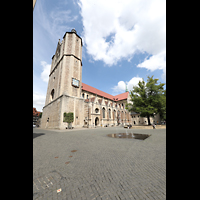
[63, 112, 74, 128]
[39, 112, 42, 118]
[126, 76, 166, 125]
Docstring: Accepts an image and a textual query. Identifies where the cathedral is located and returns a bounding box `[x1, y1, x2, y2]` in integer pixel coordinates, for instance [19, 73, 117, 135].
[40, 29, 160, 129]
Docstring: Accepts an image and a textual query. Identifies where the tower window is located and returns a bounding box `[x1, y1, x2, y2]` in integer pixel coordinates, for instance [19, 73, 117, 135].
[50, 89, 55, 101]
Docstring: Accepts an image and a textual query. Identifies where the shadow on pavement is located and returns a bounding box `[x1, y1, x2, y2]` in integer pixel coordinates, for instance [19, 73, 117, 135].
[33, 133, 45, 139]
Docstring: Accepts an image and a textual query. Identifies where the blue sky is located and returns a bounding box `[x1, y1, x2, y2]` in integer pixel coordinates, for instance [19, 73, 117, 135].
[33, 0, 166, 111]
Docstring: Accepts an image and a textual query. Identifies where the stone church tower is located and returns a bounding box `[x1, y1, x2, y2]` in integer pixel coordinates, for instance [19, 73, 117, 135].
[40, 29, 161, 129]
[40, 29, 85, 129]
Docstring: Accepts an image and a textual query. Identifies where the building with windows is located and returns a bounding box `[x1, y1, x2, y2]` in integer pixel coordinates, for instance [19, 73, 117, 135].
[40, 29, 160, 129]
[33, 107, 41, 125]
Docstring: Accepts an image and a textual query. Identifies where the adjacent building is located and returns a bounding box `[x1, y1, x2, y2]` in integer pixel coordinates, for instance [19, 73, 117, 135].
[33, 107, 41, 125]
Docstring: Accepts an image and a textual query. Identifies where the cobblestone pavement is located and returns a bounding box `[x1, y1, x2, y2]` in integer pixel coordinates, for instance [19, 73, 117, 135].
[33, 127, 166, 200]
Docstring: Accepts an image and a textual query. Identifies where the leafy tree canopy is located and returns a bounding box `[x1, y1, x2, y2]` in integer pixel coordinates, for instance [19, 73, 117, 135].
[126, 76, 166, 125]
[63, 112, 74, 123]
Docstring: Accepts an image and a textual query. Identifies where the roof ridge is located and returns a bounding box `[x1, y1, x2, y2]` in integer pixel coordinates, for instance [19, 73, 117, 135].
[82, 83, 129, 101]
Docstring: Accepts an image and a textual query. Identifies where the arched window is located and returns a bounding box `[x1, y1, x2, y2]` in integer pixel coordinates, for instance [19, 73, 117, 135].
[95, 108, 99, 113]
[109, 109, 111, 118]
[82, 93, 85, 98]
[50, 89, 55, 102]
[102, 107, 105, 118]
[113, 110, 116, 119]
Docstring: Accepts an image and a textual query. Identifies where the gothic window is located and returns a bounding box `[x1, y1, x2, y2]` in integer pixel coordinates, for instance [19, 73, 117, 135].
[82, 93, 84, 98]
[102, 107, 105, 118]
[87, 95, 89, 99]
[50, 89, 55, 101]
[95, 108, 99, 113]
[109, 109, 111, 118]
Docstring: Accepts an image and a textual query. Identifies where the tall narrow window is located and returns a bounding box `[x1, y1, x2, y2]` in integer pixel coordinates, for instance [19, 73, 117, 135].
[109, 109, 111, 118]
[103, 107, 105, 118]
[50, 89, 55, 101]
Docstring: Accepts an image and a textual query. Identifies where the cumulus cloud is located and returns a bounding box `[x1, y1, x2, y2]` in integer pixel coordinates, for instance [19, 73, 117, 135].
[112, 76, 143, 94]
[137, 50, 166, 71]
[112, 81, 127, 94]
[33, 92, 46, 112]
[40, 61, 51, 83]
[78, 0, 166, 77]
[127, 77, 144, 91]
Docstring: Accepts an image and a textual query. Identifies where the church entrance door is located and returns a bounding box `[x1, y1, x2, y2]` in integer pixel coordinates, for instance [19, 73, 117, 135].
[95, 117, 99, 126]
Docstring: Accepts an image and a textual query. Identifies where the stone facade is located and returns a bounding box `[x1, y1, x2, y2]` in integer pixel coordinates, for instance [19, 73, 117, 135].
[41, 29, 160, 129]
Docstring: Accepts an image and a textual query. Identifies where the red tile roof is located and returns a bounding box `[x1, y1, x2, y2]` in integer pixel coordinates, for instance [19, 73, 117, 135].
[81, 83, 128, 102]
[33, 107, 41, 116]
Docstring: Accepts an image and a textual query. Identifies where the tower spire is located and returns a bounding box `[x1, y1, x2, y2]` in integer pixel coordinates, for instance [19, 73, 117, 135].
[125, 83, 128, 92]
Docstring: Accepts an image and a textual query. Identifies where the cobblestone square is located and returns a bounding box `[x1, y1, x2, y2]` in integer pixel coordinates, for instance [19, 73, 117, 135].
[33, 127, 166, 199]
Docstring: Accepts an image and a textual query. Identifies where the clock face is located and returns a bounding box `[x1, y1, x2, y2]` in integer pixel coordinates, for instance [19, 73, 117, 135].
[72, 78, 79, 87]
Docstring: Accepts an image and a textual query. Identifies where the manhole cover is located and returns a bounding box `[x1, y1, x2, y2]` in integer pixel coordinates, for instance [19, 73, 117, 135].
[107, 133, 151, 140]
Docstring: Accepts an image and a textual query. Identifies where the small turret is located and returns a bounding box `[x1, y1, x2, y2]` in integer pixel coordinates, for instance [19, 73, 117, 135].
[125, 83, 128, 92]
[71, 29, 77, 34]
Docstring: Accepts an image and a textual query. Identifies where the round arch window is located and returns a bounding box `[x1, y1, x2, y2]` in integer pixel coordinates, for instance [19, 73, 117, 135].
[95, 108, 99, 113]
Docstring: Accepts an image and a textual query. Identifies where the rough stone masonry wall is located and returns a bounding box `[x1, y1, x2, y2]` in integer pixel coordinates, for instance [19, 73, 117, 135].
[40, 96, 62, 129]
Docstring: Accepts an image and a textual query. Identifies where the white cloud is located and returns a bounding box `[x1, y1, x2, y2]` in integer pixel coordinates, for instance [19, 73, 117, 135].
[40, 61, 51, 83]
[35, 0, 78, 42]
[112, 76, 143, 94]
[78, 0, 166, 77]
[33, 92, 46, 112]
[112, 81, 126, 94]
[137, 50, 166, 72]
[127, 77, 143, 91]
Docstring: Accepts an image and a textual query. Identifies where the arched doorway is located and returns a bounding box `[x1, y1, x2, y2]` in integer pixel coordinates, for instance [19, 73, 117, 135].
[95, 117, 99, 126]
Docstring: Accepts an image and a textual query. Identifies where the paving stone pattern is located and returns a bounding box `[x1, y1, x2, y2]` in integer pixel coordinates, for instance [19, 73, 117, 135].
[33, 127, 166, 199]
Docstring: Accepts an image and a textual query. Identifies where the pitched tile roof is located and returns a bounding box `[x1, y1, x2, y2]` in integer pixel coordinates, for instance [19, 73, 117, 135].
[33, 107, 41, 116]
[81, 83, 128, 101]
